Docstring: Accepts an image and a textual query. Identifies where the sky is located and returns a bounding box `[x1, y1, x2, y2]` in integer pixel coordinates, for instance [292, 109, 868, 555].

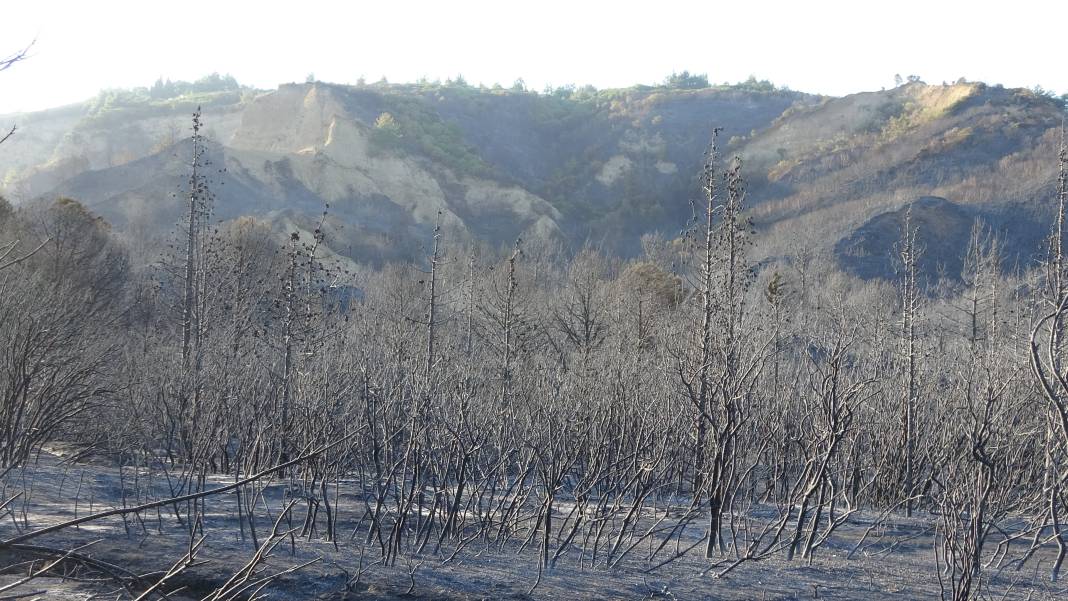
[2, 0, 1067, 114]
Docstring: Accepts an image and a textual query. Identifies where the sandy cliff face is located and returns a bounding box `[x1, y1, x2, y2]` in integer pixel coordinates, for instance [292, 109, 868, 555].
[230, 84, 347, 153]
[227, 85, 564, 246]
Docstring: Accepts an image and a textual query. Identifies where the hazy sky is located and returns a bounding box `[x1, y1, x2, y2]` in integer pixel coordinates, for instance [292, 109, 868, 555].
[3, 0, 1067, 114]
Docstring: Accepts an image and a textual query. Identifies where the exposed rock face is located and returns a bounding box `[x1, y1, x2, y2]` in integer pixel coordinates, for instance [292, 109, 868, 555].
[596, 155, 633, 186]
[231, 84, 347, 153]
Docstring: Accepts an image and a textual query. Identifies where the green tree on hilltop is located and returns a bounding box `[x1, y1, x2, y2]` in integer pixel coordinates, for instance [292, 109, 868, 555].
[664, 70, 709, 89]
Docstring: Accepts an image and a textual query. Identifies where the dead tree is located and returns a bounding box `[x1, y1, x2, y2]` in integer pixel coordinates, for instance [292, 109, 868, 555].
[1029, 134, 1068, 582]
[677, 135, 766, 558]
[180, 107, 209, 369]
[0, 41, 33, 147]
[897, 206, 921, 517]
[424, 215, 443, 392]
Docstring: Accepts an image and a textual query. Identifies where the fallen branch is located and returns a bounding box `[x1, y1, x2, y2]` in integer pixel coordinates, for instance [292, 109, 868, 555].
[1, 430, 359, 547]
[0, 541, 97, 595]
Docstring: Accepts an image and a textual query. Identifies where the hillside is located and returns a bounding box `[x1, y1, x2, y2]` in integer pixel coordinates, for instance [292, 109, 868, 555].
[0, 79, 811, 263]
[735, 81, 1064, 276]
[1, 77, 1064, 275]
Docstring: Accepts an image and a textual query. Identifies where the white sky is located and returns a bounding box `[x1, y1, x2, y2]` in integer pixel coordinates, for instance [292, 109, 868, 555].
[2, 0, 1067, 114]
